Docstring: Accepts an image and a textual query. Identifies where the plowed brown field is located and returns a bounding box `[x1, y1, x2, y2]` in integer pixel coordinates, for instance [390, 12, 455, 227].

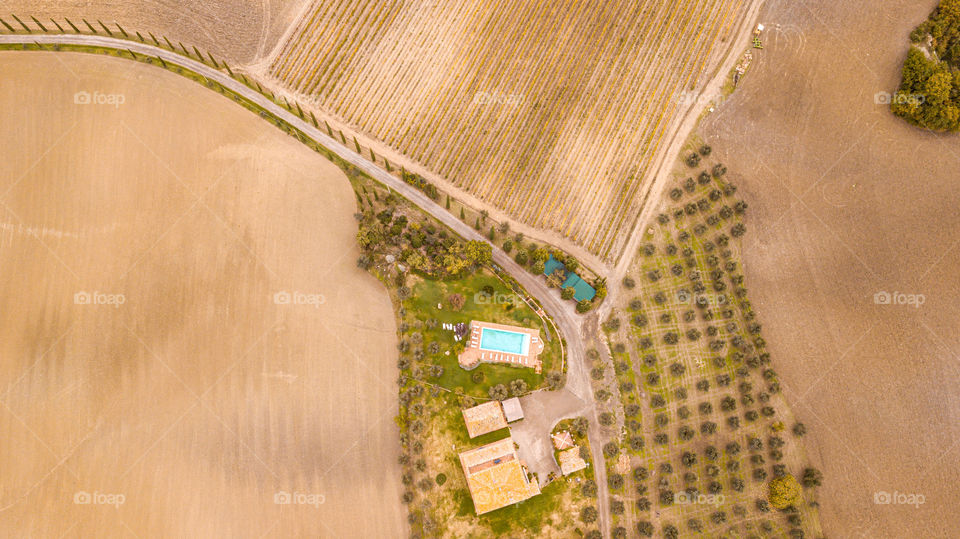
[0, 52, 404, 538]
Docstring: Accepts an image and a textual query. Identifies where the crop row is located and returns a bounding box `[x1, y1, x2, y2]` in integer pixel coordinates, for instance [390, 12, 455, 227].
[270, 0, 749, 260]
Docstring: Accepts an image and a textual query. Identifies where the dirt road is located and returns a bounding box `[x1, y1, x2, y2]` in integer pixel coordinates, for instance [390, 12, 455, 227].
[602, 0, 766, 322]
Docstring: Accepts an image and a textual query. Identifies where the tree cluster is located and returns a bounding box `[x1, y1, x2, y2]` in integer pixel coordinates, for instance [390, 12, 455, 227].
[893, 1, 960, 131]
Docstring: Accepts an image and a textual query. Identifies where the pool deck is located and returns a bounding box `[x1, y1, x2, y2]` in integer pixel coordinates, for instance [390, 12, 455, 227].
[458, 321, 545, 373]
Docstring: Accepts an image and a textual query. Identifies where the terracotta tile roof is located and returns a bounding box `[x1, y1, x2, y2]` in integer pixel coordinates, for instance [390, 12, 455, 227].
[459, 437, 540, 514]
[461, 401, 508, 438]
[558, 447, 587, 476]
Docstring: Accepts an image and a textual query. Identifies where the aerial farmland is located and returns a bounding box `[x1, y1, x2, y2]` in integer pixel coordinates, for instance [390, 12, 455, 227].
[0, 0, 955, 537]
[266, 0, 762, 260]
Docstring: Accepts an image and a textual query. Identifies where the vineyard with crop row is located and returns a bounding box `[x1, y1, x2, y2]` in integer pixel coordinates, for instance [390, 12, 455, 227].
[269, 0, 752, 260]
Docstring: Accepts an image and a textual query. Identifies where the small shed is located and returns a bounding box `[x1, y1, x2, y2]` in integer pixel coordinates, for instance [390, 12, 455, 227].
[543, 255, 595, 301]
[501, 397, 524, 423]
[543, 254, 566, 277]
[462, 401, 508, 438]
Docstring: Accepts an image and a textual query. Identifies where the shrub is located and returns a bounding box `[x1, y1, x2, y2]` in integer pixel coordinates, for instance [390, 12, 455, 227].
[488, 384, 508, 400]
[802, 467, 823, 487]
[435, 473, 446, 485]
[608, 473, 624, 490]
[580, 505, 598, 523]
[634, 466, 649, 482]
[582, 479, 598, 497]
[768, 474, 802, 509]
[571, 417, 589, 437]
[603, 442, 620, 458]
[447, 293, 465, 311]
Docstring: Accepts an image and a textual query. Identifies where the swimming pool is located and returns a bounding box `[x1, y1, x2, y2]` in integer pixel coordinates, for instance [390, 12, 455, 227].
[479, 328, 529, 355]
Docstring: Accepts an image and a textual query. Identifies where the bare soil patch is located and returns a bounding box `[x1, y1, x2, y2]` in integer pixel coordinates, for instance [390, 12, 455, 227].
[5, 0, 309, 64]
[0, 52, 403, 537]
[700, 1, 960, 536]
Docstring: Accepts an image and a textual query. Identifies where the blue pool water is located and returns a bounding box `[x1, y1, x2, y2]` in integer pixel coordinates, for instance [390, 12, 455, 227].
[479, 328, 529, 355]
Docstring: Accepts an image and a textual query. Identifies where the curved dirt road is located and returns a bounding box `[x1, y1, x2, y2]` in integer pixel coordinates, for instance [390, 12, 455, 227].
[0, 33, 611, 536]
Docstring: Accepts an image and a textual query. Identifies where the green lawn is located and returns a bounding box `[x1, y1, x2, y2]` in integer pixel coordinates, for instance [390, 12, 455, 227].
[404, 269, 559, 398]
[476, 480, 565, 535]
